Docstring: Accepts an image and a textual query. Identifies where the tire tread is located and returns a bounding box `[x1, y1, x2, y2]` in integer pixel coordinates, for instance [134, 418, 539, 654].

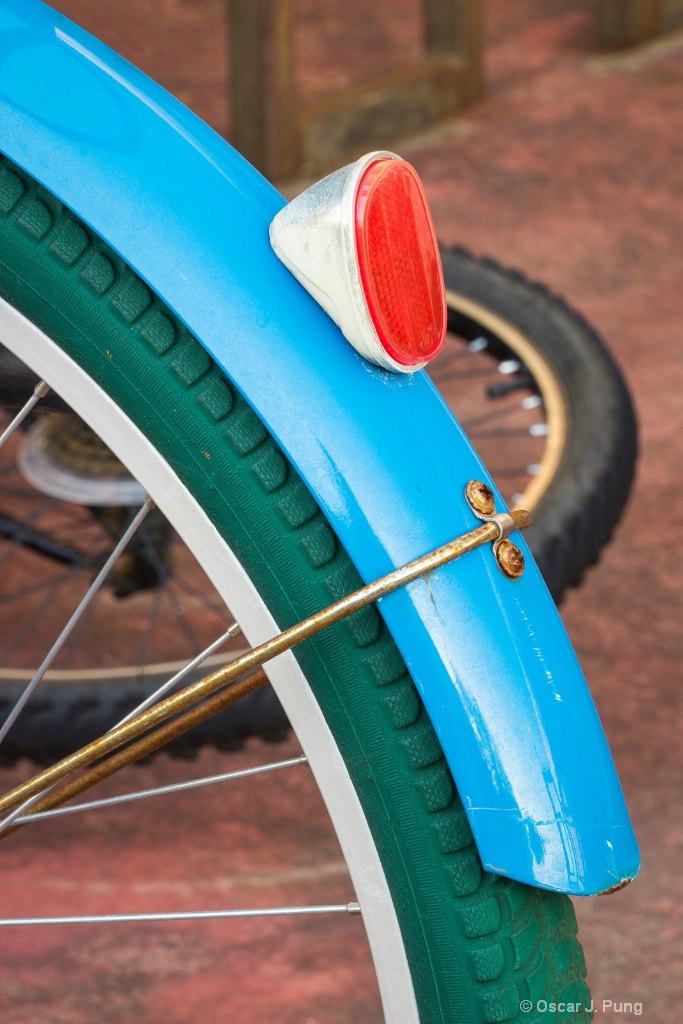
[0, 156, 592, 1023]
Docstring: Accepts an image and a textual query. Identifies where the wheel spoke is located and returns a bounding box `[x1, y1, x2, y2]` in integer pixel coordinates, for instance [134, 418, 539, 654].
[116, 620, 242, 726]
[0, 496, 155, 746]
[20, 755, 308, 822]
[0, 903, 362, 927]
[0, 380, 49, 450]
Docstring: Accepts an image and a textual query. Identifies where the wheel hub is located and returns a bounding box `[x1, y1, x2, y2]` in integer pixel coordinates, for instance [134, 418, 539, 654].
[18, 413, 146, 506]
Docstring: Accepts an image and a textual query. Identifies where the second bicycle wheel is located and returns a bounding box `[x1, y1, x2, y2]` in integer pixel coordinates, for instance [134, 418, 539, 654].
[433, 247, 637, 602]
[0, 154, 592, 1023]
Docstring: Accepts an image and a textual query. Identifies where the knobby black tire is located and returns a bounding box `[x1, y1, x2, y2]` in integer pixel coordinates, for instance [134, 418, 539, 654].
[441, 247, 638, 603]
[0, 155, 592, 1023]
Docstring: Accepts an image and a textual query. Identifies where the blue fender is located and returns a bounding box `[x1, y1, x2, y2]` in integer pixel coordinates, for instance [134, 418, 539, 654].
[0, 0, 639, 894]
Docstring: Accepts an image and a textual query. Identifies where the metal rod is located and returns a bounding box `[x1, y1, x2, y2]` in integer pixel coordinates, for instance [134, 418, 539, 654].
[22, 756, 308, 822]
[0, 496, 156, 747]
[0, 380, 50, 450]
[0, 510, 531, 823]
[2, 667, 273, 835]
[0, 902, 362, 927]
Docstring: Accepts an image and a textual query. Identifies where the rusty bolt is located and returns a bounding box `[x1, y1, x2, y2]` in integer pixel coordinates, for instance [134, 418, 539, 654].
[465, 480, 496, 517]
[496, 540, 525, 579]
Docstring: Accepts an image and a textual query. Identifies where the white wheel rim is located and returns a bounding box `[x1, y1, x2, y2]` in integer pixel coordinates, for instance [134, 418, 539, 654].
[0, 295, 419, 1024]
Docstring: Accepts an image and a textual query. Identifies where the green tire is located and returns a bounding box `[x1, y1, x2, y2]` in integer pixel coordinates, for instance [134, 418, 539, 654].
[0, 155, 592, 1023]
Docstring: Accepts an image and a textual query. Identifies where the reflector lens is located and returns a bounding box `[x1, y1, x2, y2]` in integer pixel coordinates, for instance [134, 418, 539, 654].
[354, 159, 446, 366]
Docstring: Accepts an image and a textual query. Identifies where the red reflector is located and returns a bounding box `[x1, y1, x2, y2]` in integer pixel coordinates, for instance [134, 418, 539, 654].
[355, 159, 446, 366]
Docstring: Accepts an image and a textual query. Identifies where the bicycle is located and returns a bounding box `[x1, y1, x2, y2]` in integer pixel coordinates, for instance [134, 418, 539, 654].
[0, 2, 639, 1021]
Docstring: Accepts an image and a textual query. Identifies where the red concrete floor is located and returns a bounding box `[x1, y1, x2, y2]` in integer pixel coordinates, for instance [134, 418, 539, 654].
[2, 1, 683, 1022]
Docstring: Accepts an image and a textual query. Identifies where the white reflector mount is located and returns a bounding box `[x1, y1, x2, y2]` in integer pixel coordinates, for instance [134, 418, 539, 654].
[269, 152, 446, 374]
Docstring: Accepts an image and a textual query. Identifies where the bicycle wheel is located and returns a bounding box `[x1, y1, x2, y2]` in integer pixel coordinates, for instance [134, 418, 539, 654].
[434, 248, 637, 602]
[0, 241, 637, 762]
[0, 394, 289, 764]
[0, 156, 592, 1021]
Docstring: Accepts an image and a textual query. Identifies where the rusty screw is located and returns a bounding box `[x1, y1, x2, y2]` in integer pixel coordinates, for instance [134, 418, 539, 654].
[495, 539, 525, 579]
[465, 479, 527, 579]
[465, 480, 495, 517]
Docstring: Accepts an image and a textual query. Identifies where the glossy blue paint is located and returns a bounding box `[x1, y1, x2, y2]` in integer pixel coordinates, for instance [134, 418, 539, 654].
[0, 0, 639, 894]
